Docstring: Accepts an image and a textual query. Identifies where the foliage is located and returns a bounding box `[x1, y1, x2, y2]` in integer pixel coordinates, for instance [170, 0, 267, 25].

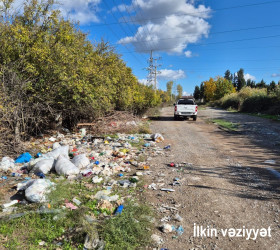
[177, 84, 183, 99]
[0, 0, 164, 149]
[100, 201, 153, 250]
[219, 87, 280, 114]
[203, 77, 235, 101]
[203, 77, 216, 101]
[193, 85, 200, 100]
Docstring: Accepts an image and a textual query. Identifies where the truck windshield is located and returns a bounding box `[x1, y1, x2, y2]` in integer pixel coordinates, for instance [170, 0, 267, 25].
[177, 99, 195, 105]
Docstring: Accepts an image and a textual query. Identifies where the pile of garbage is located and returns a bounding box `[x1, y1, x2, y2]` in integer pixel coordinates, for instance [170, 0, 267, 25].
[0, 130, 165, 205]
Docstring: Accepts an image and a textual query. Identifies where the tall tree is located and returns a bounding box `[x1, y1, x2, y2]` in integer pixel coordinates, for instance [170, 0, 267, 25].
[256, 79, 266, 88]
[193, 85, 200, 100]
[237, 68, 246, 91]
[177, 84, 183, 99]
[224, 70, 232, 82]
[166, 81, 174, 101]
[268, 80, 276, 92]
[200, 82, 205, 100]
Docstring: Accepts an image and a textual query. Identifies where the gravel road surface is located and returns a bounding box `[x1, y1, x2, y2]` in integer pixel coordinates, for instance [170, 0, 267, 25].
[144, 107, 280, 250]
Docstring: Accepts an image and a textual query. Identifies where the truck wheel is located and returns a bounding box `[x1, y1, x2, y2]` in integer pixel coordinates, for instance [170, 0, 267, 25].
[193, 116, 197, 121]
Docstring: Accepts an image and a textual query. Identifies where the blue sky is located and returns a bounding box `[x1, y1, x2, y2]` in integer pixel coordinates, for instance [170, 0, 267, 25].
[13, 0, 280, 95]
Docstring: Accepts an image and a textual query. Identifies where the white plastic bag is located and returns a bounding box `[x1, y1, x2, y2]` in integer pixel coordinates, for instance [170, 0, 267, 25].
[55, 155, 79, 176]
[71, 154, 90, 169]
[33, 158, 55, 174]
[53, 142, 61, 149]
[0, 157, 16, 171]
[17, 179, 55, 203]
[44, 145, 69, 160]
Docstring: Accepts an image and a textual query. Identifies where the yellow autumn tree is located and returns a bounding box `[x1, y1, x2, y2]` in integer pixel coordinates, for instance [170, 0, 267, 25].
[204, 77, 217, 101]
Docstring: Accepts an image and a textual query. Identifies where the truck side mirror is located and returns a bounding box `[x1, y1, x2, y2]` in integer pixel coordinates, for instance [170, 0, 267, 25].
[173, 103, 176, 106]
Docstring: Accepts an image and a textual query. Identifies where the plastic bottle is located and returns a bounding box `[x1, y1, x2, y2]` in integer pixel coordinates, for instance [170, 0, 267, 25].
[2, 200, 19, 208]
[114, 205, 124, 215]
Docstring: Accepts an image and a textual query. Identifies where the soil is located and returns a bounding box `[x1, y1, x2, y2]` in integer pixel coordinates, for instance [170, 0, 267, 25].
[144, 107, 280, 250]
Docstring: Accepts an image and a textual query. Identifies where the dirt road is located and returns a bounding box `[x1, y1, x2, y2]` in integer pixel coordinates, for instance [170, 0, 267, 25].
[144, 107, 280, 250]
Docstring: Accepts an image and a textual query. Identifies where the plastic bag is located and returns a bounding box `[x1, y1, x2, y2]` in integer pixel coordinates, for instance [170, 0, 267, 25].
[151, 133, 164, 142]
[17, 179, 55, 203]
[44, 145, 69, 160]
[71, 154, 90, 169]
[55, 155, 79, 176]
[15, 152, 32, 163]
[33, 158, 55, 174]
[52, 142, 61, 149]
[0, 157, 16, 171]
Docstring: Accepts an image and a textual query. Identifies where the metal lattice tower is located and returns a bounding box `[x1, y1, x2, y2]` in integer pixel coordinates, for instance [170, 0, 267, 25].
[145, 50, 161, 90]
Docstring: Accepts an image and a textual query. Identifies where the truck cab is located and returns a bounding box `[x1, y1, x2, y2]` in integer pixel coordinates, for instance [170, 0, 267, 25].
[174, 98, 198, 121]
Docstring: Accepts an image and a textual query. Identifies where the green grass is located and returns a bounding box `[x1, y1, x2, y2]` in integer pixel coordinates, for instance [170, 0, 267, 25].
[100, 200, 153, 250]
[0, 211, 85, 249]
[211, 119, 239, 131]
[248, 113, 280, 121]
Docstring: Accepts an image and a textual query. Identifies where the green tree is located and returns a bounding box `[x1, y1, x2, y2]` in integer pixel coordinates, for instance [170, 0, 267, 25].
[224, 70, 233, 82]
[237, 68, 246, 91]
[177, 84, 183, 99]
[166, 81, 174, 101]
[214, 77, 236, 100]
[256, 79, 266, 88]
[200, 82, 205, 100]
[193, 85, 200, 100]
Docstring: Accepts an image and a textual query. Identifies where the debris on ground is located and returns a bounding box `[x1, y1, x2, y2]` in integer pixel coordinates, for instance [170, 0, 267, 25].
[0, 130, 170, 248]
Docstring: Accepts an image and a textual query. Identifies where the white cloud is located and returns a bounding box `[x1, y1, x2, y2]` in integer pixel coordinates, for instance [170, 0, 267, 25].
[271, 73, 280, 77]
[158, 69, 186, 80]
[138, 78, 152, 85]
[118, 0, 211, 53]
[8, 0, 101, 24]
[183, 91, 190, 96]
[244, 73, 256, 81]
[184, 50, 193, 58]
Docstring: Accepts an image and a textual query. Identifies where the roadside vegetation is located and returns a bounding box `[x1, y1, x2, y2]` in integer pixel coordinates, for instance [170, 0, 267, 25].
[211, 119, 239, 132]
[0, 0, 172, 155]
[0, 170, 153, 249]
[193, 69, 280, 118]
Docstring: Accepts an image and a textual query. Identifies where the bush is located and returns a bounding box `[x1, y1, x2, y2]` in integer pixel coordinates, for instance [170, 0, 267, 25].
[220, 93, 241, 110]
[241, 95, 275, 113]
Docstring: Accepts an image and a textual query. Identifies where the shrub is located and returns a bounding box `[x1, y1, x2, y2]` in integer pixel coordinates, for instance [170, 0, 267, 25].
[241, 95, 275, 113]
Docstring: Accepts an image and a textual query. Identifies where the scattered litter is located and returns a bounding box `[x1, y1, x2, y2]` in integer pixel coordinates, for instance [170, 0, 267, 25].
[161, 223, 173, 233]
[151, 133, 164, 142]
[65, 202, 78, 210]
[17, 179, 55, 203]
[0, 157, 16, 171]
[49, 137, 56, 142]
[97, 200, 114, 212]
[264, 160, 276, 164]
[151, 234, 164, 246]
[114, 204, 124, 215]
[15, 152, 32, 164]
[148, 183, 157, 190]
[33, 158, 55, 174]
[161, 188, 175, 192]
[173, 213, 183, 222]
[2, 200, 19, 209]
[55, 155, 79, 176]
[71, 154, 90, 169]
[92, 176, 103, 184]
[73, 198, 81, 206]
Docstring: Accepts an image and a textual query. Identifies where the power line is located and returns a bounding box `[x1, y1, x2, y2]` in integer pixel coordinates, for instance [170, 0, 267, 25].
[118, 24, 280, 45]
[91, 1, 280, 26]
[118, 33, 280, 53]
[101, 0, 146, 66]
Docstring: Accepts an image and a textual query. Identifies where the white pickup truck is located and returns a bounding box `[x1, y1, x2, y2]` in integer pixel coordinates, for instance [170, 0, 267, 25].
[174, 98, 198, 121]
